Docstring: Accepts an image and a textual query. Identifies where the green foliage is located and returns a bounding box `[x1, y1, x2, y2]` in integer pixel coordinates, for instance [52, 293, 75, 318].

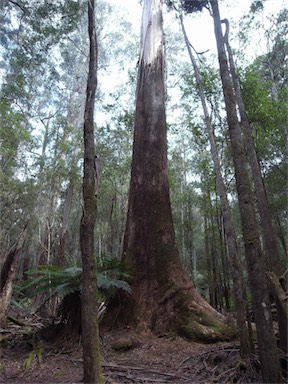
[0, 0, 137, 269]
[20, 258, 132, 305]
[194, 271, 209, 299]
[241, 63, 287, 166]
[97, 273, 131, 293]
[166, 0, 209, 13]
[15, 260, 131, 325]
[23, 351, 34, 370]
[2, 0, 84, 54]
[22, 265, 83, 298]
[0, 98, 31, 173]
[250, 0, 264, 13]
[22, 342, 44, 370]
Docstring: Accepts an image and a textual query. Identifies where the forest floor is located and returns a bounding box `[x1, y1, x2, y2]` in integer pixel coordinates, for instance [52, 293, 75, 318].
[0, 310, 265, 383]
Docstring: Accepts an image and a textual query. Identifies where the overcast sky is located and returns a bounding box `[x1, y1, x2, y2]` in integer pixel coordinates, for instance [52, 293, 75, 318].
[98, 0, 286, 128]
[106, 0, 286, 60]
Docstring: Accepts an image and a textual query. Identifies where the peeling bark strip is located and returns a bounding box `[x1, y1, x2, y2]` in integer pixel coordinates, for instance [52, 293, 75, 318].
[80, 0, 104, 383]
[140, 0, 163, 66]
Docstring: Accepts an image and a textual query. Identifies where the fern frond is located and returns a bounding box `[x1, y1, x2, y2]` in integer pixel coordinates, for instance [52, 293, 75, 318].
[56, 282, 81, 297]
[97, 273, 132, 293]
[63, 266, 82, 278]
[19, 262, 131, 307]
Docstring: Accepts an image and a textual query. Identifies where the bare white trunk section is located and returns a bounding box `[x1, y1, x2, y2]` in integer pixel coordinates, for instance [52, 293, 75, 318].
[140, 0, 163, 65]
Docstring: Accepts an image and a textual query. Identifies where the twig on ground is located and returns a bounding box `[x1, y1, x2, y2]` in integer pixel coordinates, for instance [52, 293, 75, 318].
[215, 366, 236, 382]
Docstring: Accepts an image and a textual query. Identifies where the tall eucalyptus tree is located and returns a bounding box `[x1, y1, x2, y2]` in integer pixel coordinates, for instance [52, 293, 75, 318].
[104, 0, 233, 342]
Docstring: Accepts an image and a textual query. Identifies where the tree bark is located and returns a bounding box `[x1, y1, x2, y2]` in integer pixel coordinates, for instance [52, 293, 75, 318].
[57, 182, 74, 266]
[80, 0, 104, 383]
[267, 272, 288, 317]
[180, 14, 249, 356]
[0, 223, 28, 327]
[222, 18, 287, 353]
[210, 1, 281, 382]
[104, 0, 235, 343]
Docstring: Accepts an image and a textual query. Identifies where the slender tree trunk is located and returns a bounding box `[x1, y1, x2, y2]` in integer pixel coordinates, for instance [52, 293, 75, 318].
[180, 14, 249, 356]
[222, 19, 287, 353]
[80, 1, 104, 383]
[57, 182, 74, 266]
[222, 18, 282, 273]
[276, 215, 288, 257]
[219, 216, 230, 311]
[208, 195, 220, 310]
[185, 191, 194, 277]
[104, 0, 234, 342]
[37, 183, 57, 267]
[203, 194, 213, 304]
[210, 1, 281, 381]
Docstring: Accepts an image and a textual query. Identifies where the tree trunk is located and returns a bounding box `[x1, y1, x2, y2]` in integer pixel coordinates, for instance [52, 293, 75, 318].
[80, 1, 104, 383]
[219, 216, 230, 311]
[180, 14, 249, 356]
[104, 0, 234, 343]
[57, 182, 74, 266]
[37, 186, 57, 267]
[0, 223, 28, 327]
[222, 18, 287, 353]
[276, 214, 288, 258]
[267, 272, 288, 317]
[210, 1, 281, 382]
[208, 194, 220, 310]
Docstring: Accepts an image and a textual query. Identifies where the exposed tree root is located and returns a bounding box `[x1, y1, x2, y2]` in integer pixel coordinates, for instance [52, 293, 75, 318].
[103, 271, 237, 343]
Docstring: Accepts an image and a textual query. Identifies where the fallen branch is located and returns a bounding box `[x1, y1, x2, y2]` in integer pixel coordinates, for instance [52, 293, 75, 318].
[198, 344, 240, 358]
[7, 315, 42, 328]
[215, 366, 236, 382]
[178, 356, 191, 368]
[8, 315, 32, 327]
[103, 362, 181, 378]
[66, 361, 185, 381]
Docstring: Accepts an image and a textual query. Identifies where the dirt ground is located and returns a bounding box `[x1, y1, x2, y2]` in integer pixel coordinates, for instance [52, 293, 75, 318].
[0, 313, 265, 383]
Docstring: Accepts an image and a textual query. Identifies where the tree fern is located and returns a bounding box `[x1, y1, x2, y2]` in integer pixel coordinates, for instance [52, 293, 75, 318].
[20, 260, 131, 302]
[17, 261, 131, 331]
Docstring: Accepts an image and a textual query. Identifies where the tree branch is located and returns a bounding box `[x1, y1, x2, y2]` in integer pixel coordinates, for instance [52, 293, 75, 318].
[8, 0, 27, 14]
